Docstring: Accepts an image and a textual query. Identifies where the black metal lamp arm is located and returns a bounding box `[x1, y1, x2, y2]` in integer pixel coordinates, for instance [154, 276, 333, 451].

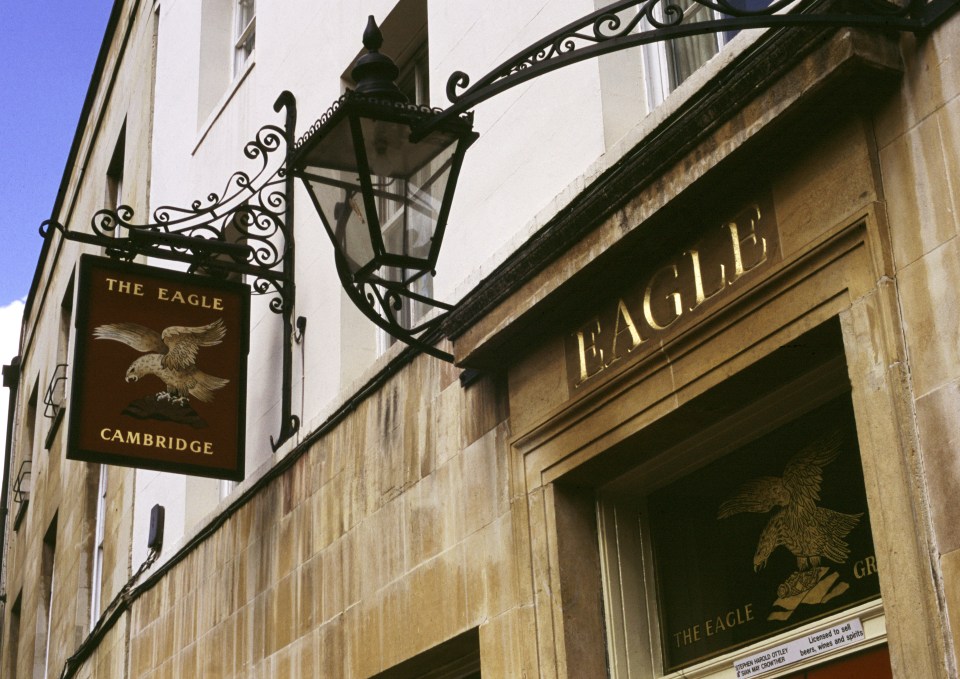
[414, 0, 957, 139]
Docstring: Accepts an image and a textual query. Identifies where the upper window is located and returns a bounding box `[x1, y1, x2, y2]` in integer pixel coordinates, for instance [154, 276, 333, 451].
[198, 0, 256, 127]
[643, 0, 769, 106]
[233, 0, 256, 76]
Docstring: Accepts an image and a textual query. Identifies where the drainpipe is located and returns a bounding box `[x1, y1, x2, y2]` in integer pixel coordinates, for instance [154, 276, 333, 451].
[0, 356, 22, 656]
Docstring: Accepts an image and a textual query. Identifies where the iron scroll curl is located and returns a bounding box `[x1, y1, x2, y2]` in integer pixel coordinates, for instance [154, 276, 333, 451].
[42, 92, 301, 449]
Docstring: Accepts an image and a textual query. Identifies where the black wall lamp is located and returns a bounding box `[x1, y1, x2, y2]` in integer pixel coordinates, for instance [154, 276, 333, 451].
[289, 19, 477, 361]
[292, 0, 956, 362]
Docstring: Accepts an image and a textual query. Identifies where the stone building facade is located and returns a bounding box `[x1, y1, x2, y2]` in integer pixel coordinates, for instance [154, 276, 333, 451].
[2, 0, 960, 678]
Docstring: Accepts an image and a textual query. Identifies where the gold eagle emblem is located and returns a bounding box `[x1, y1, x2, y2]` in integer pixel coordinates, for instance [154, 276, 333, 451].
[718, 431, 862, 600]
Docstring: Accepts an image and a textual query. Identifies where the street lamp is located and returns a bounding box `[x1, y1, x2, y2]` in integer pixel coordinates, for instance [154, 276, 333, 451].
[290, 17, 477, 361]
[289, 0, 954, 362]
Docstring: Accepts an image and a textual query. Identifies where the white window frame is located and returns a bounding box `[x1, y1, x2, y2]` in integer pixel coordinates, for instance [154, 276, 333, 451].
[233, 0, 256, 77]
[90, 465, 107, 629]
[642, 1, 732, 109]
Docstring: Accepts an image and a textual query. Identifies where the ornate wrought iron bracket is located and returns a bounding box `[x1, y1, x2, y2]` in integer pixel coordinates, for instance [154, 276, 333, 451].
[331, 249, 456, 362]
[42, 91, 301, 451]
[414, 0, 959, 138]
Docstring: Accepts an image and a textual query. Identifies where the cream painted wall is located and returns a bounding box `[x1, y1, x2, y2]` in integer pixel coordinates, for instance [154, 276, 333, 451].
[145, 0, 611, 483]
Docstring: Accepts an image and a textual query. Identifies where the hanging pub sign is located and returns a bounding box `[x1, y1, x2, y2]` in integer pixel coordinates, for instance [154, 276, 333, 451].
[67, 255, 249, 480]
[646, 394, 880, 672]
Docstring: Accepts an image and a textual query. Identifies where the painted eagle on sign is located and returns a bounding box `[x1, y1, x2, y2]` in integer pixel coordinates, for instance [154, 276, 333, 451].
[93, 319, 230, 405]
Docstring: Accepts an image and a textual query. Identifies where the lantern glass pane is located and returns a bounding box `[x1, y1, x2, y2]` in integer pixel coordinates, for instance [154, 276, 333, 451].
[361, 123, 459, 267]
[304, 168, 375, 275]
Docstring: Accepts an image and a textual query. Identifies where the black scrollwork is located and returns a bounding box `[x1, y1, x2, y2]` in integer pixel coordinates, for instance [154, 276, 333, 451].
[80, 123, 293, 313]
[436, 0, 934, 129]
[293, 90, 462, 152]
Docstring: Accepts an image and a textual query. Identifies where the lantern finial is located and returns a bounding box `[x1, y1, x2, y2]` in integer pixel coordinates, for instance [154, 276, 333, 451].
[351, 16, 405, 101]
[362, 16, 384, 52]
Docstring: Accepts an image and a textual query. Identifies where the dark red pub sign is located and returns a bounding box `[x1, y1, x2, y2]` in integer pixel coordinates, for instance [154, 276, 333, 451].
[68, 255, 249, 480]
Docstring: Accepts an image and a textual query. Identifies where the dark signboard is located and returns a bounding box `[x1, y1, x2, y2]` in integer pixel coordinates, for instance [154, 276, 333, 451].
[647, 394, 880, 671]
[68, 255, 249, 480]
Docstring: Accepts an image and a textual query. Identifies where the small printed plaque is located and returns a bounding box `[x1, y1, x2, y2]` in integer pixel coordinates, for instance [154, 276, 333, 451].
[733, 618, 866, 677]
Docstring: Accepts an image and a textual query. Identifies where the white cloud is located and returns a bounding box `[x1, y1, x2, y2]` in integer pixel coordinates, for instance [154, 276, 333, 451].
[0, 299, 24, 484]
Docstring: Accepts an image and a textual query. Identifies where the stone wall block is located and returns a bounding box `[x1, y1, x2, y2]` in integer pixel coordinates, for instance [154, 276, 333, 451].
[345, 601, 382, 678]
[235, 546, 255, 605]
[940, 548, 960, 673]
[344, 450, 367, 533]
[915, 380, 960, 553]
[297, 628, 320, 676]
[897, 237, 960, 396]
[277, 511, 296, 578]
[215, 559, 238, 629]
[403, 386, 435, 486]
[274, 644, 294, 678]
[526, 486, 560, 678]
[316, 470, 345, 550]
[461, 426, 501, 538]
[841, 296, 949, 678]
[508, 339, 570, 437]
[461, 372, 509, 450]
[408, 471, 442, 565]
[317, 618, 345, 676]
[294, 499, 315, 565]
[880, 112, 958, 269]
[940, 96, 960, 239]
[320, 538, 344, 624]
[434, 378, 463, 467]
[464, 513, 516, 621]
[378, 579, 408, 669]
[132, 624, 156, 678]
[253, 530, 279, 596]
[173, 588, 198, 656]
[296, 555, 321, 638]
[773, 117, 876, 261]
[437, 453, 466, 546]
[281, 454, 309, 516]
[343, 530, 362, 609]
[875, 18, 960, 147]
[251, 592, 269, 665]
[274, 572, 298, 653]
[234, 604, 250, 673]
[358, 501, 403, 598]
[410, 545, 468, 652]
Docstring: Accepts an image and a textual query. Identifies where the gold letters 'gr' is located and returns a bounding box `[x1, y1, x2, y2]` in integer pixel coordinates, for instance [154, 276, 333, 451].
[573, 206, 768, 388]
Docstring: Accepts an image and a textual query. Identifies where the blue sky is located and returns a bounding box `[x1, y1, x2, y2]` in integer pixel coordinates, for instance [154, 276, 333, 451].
[0, 2, 114, 467]
[0, 1, 116, 306]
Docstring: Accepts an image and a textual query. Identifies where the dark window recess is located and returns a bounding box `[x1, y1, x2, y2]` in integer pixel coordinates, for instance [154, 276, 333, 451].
[43, 363, 69, 419]
[370, 627, 481, 679]
[12, 459, 30, 530]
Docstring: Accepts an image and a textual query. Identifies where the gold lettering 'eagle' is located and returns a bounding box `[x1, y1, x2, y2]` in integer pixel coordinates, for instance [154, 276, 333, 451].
[93, 319, 230, 404]
[717, 432, 862, 588]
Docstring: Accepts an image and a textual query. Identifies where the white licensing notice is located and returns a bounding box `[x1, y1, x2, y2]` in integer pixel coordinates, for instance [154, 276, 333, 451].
[733, 618, 866, 678]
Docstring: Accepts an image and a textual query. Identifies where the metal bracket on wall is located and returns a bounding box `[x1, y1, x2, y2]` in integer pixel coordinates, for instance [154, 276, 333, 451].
[417, 0, 960, 137]
[42, 91, 301, 452]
